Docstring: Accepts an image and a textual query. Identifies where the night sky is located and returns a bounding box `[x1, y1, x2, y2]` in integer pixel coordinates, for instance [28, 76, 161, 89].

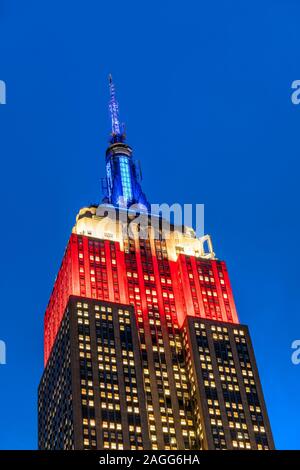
[0, 0, 299, 449]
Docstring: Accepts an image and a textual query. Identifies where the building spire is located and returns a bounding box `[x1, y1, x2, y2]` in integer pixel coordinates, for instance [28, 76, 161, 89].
[104, 76, 150, 211]
[108, 74, 125, 143]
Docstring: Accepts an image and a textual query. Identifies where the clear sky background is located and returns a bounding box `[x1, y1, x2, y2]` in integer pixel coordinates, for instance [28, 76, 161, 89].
[0, 0, 299, 450]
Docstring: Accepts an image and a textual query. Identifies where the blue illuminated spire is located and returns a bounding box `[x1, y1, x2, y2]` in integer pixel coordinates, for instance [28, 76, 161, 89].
[103, 75, 150, 212]
[108, 74, 125, 143]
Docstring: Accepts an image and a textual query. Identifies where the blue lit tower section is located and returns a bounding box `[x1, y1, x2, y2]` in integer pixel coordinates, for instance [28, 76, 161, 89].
[103, 75, 150, 211]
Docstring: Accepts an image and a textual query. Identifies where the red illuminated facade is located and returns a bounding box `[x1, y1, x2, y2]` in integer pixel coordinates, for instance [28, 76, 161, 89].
[44, 231, 238, 365]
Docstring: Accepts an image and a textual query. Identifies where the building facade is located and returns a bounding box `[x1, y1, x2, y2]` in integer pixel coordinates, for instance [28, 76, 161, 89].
[38, 77, 274, 450]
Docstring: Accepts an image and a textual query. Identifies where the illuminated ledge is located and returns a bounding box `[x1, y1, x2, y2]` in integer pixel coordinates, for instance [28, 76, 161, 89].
[72, 205, 216, 261]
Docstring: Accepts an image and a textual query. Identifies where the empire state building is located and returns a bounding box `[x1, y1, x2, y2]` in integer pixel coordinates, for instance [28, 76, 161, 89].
[38, 76, 274, 451]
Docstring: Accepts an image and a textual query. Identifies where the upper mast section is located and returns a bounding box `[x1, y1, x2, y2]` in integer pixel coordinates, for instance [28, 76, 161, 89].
[108, 74, 125, 143]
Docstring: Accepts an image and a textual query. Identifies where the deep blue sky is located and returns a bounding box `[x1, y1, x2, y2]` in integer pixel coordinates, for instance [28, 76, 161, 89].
[0, 0, 299, 450]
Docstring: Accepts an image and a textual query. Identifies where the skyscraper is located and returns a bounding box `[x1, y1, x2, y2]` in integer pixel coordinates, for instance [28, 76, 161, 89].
[38, 77, 274, 451]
